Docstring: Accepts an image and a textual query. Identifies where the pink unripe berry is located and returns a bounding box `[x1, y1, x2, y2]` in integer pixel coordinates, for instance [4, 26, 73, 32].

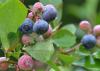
[93, 25, 100, 36]
[0, 57, 9, 71]
[96, 36, 100, 47]
[43, 24, 52, 38]
[0, 62, 9, 71]
[27, 12, 34, 19]
[79, 20, 91, 33]
[21, 35, 31, 45]
[18, 54, 34, 71]
[32, 2, 44, 13]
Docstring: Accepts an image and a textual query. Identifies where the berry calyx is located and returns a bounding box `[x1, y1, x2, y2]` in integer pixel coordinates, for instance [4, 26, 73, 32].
[93, 25, 100, 36]
[81, 34, 96, 49]
[21, 35, 31, 45]
[18, 54, 34, 71]
[43, 24, 52, 38]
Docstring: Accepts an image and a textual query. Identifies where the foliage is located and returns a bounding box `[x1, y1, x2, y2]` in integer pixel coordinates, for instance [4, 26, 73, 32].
[0, 0, 100, 71]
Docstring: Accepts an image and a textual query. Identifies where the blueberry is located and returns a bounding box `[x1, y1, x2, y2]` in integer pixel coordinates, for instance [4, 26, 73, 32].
[42, 4, 57, 22]
[19, 18, 34, 34]
[81, 34, 96, 49]
[33, 19, 49, 35]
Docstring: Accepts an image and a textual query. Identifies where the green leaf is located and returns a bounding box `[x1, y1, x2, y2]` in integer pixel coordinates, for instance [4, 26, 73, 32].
[75, 28, 86, 43]
[76, 45, 99, 57]
[58, 54, 75, 65]
[62, 24, 76, 35]
[48, 61, 60, 71]
[8, 68, 16, 71]
[11, 51, 21, 59]
[0, 0, 27, 49]
[0, 0, 7, 4]
[77, 45, 91, 56]
[49, 68, 55, 71]
[7, 32, 22, 51]
[40, 0, 62, 27]
[25, 40, 54, 63]
[72, 65, 89, 71]
[93, 50, 100, 59]
[52, 29, 76, 48]
[85, 57, 100, 70]
[73, 56, 100, 70]
[49, 66, 71, 71]
[58, 66, 71, 71]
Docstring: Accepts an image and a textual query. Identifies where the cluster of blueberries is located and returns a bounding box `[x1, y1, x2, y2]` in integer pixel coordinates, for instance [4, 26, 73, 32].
[17, 2, 100, 71]
[79, 20, 100, 49]
[17, 2, 57, 71]
[0, 2, 57, 71]
[19, 2, 57, 35]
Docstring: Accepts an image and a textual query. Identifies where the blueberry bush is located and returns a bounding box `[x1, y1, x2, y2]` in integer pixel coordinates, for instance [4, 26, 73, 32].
[0, 0, 100, 71]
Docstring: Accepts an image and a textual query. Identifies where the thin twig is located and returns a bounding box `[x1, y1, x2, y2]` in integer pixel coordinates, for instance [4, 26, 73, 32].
[60, 43, 82, 54]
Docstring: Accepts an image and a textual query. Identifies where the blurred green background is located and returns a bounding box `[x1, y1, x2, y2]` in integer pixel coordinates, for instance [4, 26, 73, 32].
[21, 0, 100, 26]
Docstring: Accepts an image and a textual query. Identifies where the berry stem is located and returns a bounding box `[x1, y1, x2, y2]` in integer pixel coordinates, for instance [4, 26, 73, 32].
[52, 22, 62, 32]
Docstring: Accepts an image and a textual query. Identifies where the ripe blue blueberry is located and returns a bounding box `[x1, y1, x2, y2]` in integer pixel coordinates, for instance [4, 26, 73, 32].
[19, 18, 34, 34]
[33, 19, 49, 35]
[42, 4, 57, 22]
[81, 34, 96, 49]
